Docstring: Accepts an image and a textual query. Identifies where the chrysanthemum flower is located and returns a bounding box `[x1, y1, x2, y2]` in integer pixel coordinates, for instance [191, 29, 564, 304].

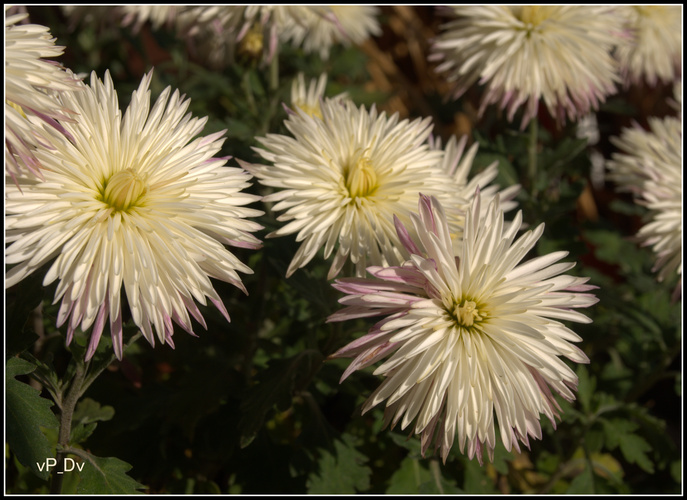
[328, 194, 597, 463]
[430, 6, 626, 129]
[5, 70, 263, 360]
[288, 72, 349, 119]
[243, 99, 455, 279]
[615, 6, 682, 87]
[606, 116, 682, 288]
[5, 10, 82, 181]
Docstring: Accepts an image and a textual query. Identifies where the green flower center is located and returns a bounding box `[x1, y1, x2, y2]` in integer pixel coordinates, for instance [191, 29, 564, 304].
[101, 168, 148, 212]
[344, 155, 378, 199]
[452, 300, 485, 328]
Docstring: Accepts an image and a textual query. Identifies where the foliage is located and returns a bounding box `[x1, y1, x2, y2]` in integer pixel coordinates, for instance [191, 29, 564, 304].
[5, 5, 681, 495]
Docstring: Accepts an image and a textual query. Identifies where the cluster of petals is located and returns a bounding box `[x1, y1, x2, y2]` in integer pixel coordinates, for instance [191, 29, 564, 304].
[430, 6, 627, 129]
[328, 193, 597, 463]
[5, 70, 263, 360]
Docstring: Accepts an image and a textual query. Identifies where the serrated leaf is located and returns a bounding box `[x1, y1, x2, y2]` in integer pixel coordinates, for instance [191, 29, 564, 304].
[6, 357, 59, 480]
[618, 433, 654, 473]
[600, 418, 638, 450]
[70, 398, 115, 444]
[75, 452, 145, 494]
[306, 434, 371, 494]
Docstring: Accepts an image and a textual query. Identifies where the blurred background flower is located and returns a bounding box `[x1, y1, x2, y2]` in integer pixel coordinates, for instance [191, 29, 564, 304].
[615, 5, 682, 87]
[606, 113, 682, 294]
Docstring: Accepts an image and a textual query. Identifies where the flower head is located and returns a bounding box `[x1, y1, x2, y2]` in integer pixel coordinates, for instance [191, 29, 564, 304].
[606, 115, 682, 289]
[430, 6, 626, 129]
[615, 6, 682, 87]
[328, 194, 597, 463]
[5, 70, 263, 360]
[243, 98, 456, 279]
[5, 10, 82, 181]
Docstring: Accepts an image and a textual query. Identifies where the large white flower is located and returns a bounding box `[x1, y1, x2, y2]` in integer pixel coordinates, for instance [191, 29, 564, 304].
[5, 10, 82, 181]
[615, 6, 682, 87]
[5, 70, 263, 360]
[430, 6, 626, 129]
[606, 115, 682, 287]
[243, 98, 455, 279]
[328, 194, 597, 463]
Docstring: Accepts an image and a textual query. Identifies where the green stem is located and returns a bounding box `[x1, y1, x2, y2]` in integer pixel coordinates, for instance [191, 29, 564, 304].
[50, 357, 88, 494]
[269, 44, 279, 94]
[429, 459, 445, 494]
[528, 118, 539, 197]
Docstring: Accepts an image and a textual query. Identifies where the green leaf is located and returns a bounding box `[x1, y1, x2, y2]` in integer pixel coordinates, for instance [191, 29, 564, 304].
[601, 418, 637, 450]
[386, 457, 434, 494]
[6, 357, 59, 480]
[618, 434, 654, 474]
[670, 460, 681, 483]
[70, 398, 115, 445]
[75, 452, 145, 494]
[463, 458, 498, 493]
[566, 464, 595, 494]
[306, 434, 371, 494]
[575, 365, 595, 414]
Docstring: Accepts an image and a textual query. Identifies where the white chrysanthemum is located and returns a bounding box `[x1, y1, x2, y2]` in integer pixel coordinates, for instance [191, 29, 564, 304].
[243, 99, 457, 279]
[606, 116, 682, 286]
[428, 134, 520, 254]
[5, 10, 82, 180]
[5, 70, 264, 360]
[430, 6, 626, 129]
[288, 72, 349, 119]
[615, 6, 682, 87]
[328, 194, 597, 463]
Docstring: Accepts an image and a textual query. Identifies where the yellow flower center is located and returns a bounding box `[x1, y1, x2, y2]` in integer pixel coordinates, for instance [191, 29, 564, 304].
[239, 25, 263, 59]
[517, 6, 551, 31]
[295, 102, 323, 119]
[344, 154, 378, 199]
[453, 300, 484, 328]
[102, 168, 148, 212]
